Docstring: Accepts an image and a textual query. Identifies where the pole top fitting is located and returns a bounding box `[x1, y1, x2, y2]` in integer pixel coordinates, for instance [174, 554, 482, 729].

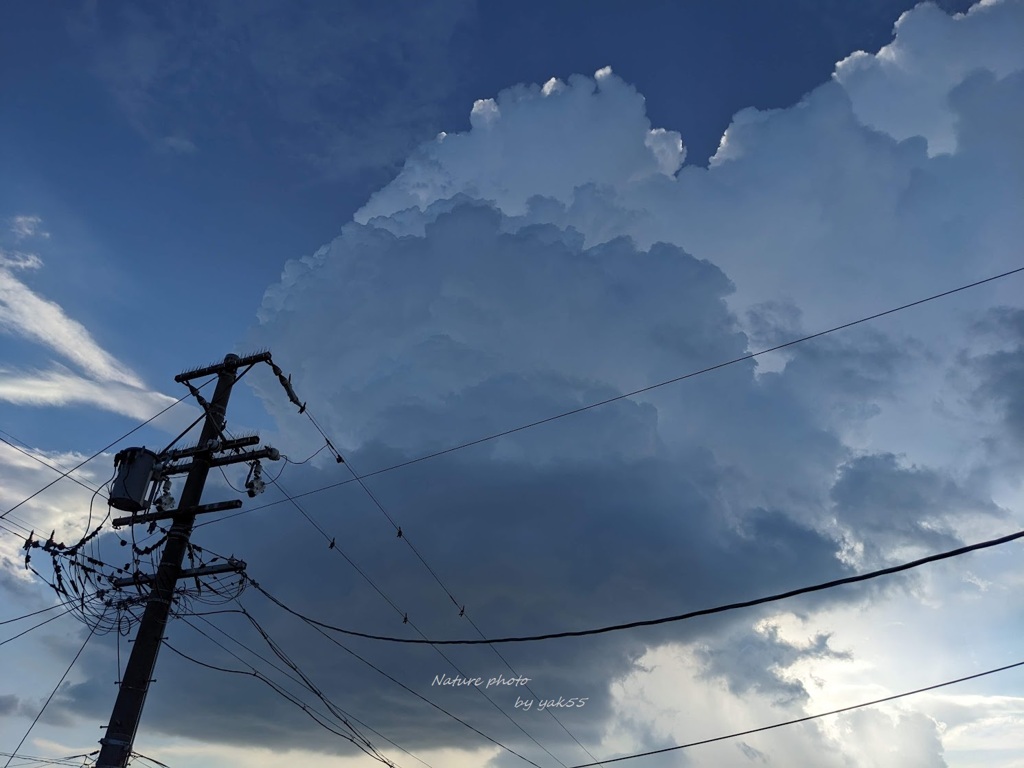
[175, 351, 270, 382]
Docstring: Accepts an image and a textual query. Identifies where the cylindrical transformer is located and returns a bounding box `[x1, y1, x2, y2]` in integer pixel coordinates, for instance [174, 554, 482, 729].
[108, 447, 158, 512]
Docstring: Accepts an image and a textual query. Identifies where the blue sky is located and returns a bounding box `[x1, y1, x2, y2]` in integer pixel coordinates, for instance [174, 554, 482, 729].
[3, 1, 1024, 767]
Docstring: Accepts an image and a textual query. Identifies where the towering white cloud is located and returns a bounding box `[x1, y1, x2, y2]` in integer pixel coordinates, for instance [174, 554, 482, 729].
[356, 69, 685, 222]
[237, 3, 1024, 764]
[834, 0, 1024, 155]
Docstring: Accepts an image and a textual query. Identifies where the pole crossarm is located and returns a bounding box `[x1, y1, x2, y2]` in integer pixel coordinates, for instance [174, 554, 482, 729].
[174, 351, 271, 383]
[111, 500, 242, 529]
[158, 446, 281, 477]
[160, 435, 259, 462]
[110, 558, 246, 589]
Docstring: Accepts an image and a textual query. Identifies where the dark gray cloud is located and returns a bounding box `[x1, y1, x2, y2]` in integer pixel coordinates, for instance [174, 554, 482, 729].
[697, 624, 850, 707]
[736, 740, 769, 763]
[966, 307, 1024, 449]
[0, 693, 18, 716]
[830, 452, 1005, 564]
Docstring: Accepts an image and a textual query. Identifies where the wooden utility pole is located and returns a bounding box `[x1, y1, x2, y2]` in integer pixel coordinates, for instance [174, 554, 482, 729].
[96, 351, 274, 768]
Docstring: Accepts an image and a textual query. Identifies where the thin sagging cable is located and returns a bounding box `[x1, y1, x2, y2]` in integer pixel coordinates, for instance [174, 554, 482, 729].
[177, 615, 396, 767]
[0, 757, 94, 768]
[303, 415, 461, 611]
[230, 603, 421, 768]
[0, 432, 105, 499]
[162, 640, 394, 766]
[249, 527, 1024, 645]
[0, 604, 78, 648]
[127, 752, 169, 768]
[283, 444, 329, 466]
[1, 379, 213, 522]
[190, 609, 434, 768]
[264, 477, 568, 768]
[249, 584, 547, 768]
[0, 602, 65, 626]
[211, 602, 387, 760]
[1, 609, 105, 768]
[566, 659, 1024, 767]
[269, 477, 407, 617]
[265, 361, 590, 764]
[342, 264, 1024, 476]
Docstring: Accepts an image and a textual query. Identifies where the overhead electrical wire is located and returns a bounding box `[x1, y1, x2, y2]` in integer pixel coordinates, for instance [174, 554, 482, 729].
[0, 431, 105, 499]
[296, 405, 602, 765]
[262, 476, 568, 768]
[188, 413, 560, 767]
[195, 263, 1024, 528]
[1, 610, 105, 768]
[175, 614, 399, 767]
[564, 659, 1024, 767]
[161, 640, 397, 766]
[248, 584, 548, 768]
[0, 754, 95, 768]
[127, 752, 169, 768]
[0, 602, 66, 626]
[246, 527, 1024, 645]
[188, 608, 434, 768]
[0, 604, 78, 647]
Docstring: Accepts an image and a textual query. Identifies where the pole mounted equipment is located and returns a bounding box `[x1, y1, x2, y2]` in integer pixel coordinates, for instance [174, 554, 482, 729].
[95, 352, 280, 768]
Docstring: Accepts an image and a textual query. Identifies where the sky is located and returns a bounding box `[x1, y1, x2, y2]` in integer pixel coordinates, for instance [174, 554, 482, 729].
[2, 1, 1024, 767]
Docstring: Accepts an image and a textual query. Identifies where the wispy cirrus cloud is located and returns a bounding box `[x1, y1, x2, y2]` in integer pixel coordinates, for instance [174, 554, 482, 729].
[0, 262, 144, 387]
[0, 216, 177, 418]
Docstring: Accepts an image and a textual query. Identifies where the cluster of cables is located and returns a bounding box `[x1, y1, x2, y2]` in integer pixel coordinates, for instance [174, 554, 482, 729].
[18, 468, 245, 637]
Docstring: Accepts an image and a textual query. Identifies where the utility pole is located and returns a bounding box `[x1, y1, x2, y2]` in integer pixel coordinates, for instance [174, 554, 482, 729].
[96, 352, 275, 768]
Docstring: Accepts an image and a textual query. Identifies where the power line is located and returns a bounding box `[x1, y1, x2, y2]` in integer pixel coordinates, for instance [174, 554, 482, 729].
[296, 405, 602, 765]
[0, 754, 94, 768]
[176, 614, 398, 767]
[205, 416, 555, 764]
[0, 602, 65, 626]
[2, 612, 104, 768]
[248, 527, 1024, 645]
[262, 477, 568, 767]
[248, 582, 548, 768]
[195, 264, 1024, 528]
[162, 640, 394, 764]
[565, 659, 1024, 767]
[188, 609, 434, 768]
[0, 432, 104, 498]
[0, 604, 77, 647]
